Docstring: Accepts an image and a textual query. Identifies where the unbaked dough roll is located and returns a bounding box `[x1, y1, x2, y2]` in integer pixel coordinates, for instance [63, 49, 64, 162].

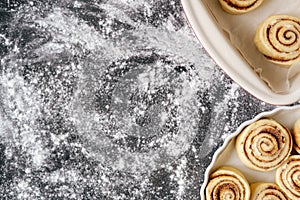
[206, 166, 250, 200]
[293, 118, 300, 154]
[254, 14, 300, 67]
[250, 182, 289, 200]
[236, 118, 293, 171]
[276, 155, 300, 200]
[218, 0, 264, 15]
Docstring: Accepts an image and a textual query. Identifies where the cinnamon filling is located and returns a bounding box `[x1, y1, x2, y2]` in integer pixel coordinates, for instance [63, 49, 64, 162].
[225, 0, 258, 10]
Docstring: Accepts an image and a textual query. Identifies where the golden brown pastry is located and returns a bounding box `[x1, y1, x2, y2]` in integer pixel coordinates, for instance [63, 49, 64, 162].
[293, 118, 300, 154]
[236, 118, 293, 171]
[254, 14, 300, 67]
[250, 182, 289, 200]
[276, 155, 300, 199]
[206, 166, 250, 200]
[218, 0, 264, 15]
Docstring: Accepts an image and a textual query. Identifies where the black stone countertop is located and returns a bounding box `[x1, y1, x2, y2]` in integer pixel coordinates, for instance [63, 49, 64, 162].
[0, 0, 280, 199]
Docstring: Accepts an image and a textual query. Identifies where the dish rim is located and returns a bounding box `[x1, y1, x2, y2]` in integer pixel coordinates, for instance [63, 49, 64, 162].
[181, 0, 300, 106]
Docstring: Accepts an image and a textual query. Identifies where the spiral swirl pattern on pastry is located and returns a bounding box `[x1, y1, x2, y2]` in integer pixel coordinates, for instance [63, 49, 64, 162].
[276, 155, 300, 200]
[250, 182, 289, 200]
[254, 14, 300, 66]
[206, 166, 250, 200]
[293, 118, 300, 154]
[218, 0, 264, 14]
[236, 118, 293, 171]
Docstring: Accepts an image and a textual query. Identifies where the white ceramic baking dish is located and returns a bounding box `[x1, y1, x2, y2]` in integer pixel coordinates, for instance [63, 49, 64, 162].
[181, 0, 300, 105]
[199, 105, 300, 199]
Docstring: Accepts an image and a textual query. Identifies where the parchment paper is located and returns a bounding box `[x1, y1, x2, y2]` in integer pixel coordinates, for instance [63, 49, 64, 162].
[202, 0, 300, 93]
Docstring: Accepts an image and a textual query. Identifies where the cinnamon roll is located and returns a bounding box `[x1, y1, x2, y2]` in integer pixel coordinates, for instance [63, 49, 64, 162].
[254, 14, 300, 67]
[250, 182, 289, 200]
[293, 118, 300, 154]
[218, 0, 264, 15]
[236, 118, 293, 171]
[206, 166, 250, 200]
[276, 155, 300, 200]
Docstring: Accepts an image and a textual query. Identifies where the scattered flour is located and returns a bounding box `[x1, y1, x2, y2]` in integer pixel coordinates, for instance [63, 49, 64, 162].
[0, 0, 274, 199]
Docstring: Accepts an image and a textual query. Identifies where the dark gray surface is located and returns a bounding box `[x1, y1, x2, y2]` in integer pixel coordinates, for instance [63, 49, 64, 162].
[0, 0, 277, 199]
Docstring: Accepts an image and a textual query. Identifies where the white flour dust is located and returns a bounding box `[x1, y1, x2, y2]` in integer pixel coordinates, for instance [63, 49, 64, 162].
[0, 74, 48, 169]
[0, 0, 272, 199]
[72, 52, 203, 174]
[27, 4, 214, 175]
